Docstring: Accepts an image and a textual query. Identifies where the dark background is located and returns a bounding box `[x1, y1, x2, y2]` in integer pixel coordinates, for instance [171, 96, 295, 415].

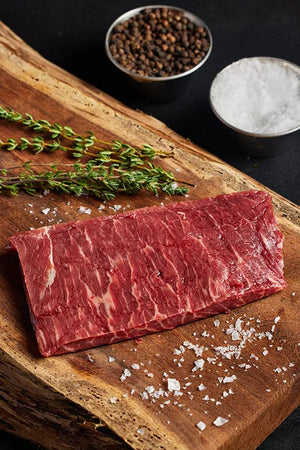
[0, 0, 299, 449]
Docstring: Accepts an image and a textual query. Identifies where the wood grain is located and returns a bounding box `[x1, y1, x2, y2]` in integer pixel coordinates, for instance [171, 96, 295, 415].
[0, 21, 299, 450]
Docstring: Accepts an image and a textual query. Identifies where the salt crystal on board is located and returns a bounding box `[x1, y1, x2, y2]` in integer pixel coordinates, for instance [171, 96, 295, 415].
[213, 417, 229, 427]
[120, 368, 131, 381]
[167, 378, 180, 392]
[192, 359, 205, 372]
[196, 421, 206, 431]
[145, 386, 155, 394]
[131, 363, 140, 370]
[78, 206, 91, 214]
[223, 375, 237, 383]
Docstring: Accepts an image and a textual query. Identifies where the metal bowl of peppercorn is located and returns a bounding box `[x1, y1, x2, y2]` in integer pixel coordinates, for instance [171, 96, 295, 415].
[105, 5, 212, 101]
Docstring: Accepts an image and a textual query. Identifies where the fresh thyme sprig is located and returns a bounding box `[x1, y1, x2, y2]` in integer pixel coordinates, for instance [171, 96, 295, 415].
[0, 135, 154, 166]
[0, 106, 172, 159]
[0, 105, 191, 199]
[0, 136, 66, 154]
[0, 160, 188, 199]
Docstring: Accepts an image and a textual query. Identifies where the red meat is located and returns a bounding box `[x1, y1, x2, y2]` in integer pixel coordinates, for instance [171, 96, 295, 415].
[8, 190, 287, 356]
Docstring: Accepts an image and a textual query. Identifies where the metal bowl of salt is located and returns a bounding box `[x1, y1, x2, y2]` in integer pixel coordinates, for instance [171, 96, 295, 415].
[209, 57, 300, 158]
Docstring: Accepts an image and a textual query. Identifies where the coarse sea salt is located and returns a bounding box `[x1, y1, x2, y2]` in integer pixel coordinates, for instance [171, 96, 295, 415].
[210, 57, 300, 134]
[167, 378, 180, 392]
[87, 354, 94, 363]
[213, 416, 228, 427]
[192, 359, 205, 372]
[78, 206, 92, 214]
[120, 368, 131, 382]
[222, 375, 237, 384]
[131, 363, 140, 370]
[196, 421, 206, 431]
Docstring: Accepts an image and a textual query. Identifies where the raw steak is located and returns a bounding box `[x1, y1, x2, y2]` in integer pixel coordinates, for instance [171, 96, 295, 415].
[8, 190, 286, 357]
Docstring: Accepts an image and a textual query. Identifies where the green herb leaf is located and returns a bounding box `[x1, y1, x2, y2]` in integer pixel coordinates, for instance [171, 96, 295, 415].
[0, 105, 191, 199]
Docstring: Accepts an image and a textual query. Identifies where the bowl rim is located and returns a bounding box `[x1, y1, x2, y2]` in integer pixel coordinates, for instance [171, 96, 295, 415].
[105, 4, 213, 82]
[209, 56, 300, 138]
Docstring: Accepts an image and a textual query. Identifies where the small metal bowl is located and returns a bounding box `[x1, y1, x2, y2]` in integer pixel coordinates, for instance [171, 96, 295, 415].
[105, 5, 213, 102]
[209, 57, 300, 158]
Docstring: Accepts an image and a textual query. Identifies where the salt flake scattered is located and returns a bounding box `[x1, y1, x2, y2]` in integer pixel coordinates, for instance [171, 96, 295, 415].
[78, 206, 91, 214]
[231, 330, 241, 341]
[173, 349, 182, 355]
[174, 390, 183, 397]
[196, 421, 206, 431]
[192, 359, 205, 372]
[87, 354, 94, 363]
[235, 318, 243, 332]
[223, 375, 237, 383]
[120, 368, 131, 382]
[167, 378, 180, 392]
[145, 386, 155, 394]
[213, 417, 229, 427]
[131, 363, 140, 370]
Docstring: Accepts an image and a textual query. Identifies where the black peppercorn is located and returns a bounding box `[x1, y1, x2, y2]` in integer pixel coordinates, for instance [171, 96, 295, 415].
[109, 7, 210, 77]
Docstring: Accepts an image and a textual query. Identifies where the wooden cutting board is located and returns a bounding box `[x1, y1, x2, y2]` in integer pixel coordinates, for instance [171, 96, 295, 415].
[0, 21, 299, 450]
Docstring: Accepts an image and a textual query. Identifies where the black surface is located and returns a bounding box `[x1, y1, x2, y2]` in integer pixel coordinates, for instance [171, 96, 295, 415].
[0, 1, 299, 449]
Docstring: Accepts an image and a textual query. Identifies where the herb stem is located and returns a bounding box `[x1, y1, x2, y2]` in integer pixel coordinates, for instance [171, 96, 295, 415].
[0, 105, 189, 199]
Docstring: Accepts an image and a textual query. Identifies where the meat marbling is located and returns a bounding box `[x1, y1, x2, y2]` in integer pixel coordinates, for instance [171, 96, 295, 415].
[8, 190, 287, 356]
